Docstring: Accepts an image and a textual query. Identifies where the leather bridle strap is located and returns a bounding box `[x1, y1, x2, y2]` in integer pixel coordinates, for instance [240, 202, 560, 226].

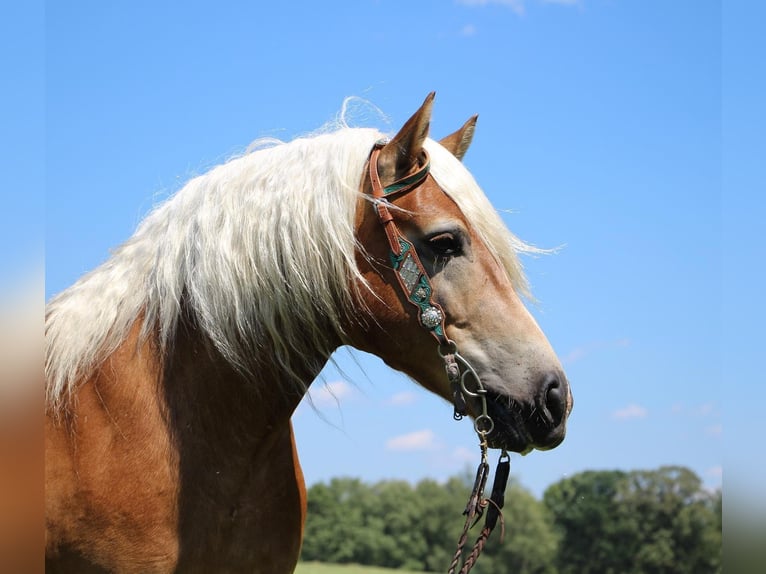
[368, 141, 452, 350]
[367, 141, 507, 573]
[367, 140, 498, 426]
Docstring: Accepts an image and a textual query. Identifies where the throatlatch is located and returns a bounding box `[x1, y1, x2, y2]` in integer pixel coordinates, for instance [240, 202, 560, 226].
[367, 140, 511, 574]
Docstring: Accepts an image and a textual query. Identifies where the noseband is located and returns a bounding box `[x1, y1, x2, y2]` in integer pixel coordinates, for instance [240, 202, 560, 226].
[367, 140, 510, 573]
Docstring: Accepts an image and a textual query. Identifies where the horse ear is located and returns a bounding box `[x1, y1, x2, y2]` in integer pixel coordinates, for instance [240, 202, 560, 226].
[439, 115, 478, 161]
[378, 92, 435, 180]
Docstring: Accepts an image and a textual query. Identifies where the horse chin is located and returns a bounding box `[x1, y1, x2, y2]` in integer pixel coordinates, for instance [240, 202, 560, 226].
[485, 424, 534, 454]
[486, 433, 534, 455]
[481, 399, 530, 453]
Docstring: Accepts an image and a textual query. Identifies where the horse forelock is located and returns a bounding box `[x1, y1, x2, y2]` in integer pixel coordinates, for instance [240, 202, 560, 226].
[45, 125, 538, 411]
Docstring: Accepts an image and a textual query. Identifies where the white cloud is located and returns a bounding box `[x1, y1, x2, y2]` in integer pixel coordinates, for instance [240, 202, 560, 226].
[451, 446, 476, 464]
[669, 402, 719, 419]
[386, 429, 439, 452]
[386, 391, 417, 406]
[459, 24, 478, 37]
[562, 338, 630, 365]
[706, 423, 722, 437]
[456, 0, 581, 15]
[706, 466, 723, 484]
[307, 380, 355, 407]
[456, 0, 525, 15]
[696, 403, 715, 417]
[611, 403, 648, 420]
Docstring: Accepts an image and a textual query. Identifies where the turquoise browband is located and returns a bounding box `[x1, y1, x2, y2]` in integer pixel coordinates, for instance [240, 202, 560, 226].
[382, 160, 431, 195]
[374, 139, 432, 197]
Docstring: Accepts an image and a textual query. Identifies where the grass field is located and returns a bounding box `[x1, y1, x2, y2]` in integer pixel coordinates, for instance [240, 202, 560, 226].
[295, 561, 424, 574]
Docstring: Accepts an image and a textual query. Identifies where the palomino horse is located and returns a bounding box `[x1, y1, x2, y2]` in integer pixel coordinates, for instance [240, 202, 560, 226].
[45, 93, 572, 573]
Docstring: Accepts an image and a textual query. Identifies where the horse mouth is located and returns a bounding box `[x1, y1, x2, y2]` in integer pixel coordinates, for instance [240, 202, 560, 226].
[483, 390, 567, 454]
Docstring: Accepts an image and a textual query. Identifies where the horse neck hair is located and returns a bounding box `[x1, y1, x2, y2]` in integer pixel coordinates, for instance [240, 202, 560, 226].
[46, 128, 383, 410]
[45, 129, 536, 412]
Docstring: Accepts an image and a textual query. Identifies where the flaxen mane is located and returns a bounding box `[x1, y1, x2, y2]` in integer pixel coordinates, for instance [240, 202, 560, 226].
[45, 127, 537, 411]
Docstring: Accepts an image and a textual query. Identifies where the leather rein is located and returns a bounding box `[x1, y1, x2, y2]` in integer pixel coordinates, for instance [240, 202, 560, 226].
[367, 140, 511, 573]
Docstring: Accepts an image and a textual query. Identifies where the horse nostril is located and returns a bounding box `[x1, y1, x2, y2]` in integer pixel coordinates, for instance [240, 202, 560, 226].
[543, 375, 567, 428]
[524, 372, 570, 448]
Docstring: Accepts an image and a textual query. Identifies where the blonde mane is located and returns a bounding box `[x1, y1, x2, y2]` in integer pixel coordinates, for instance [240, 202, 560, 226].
[45, 127, 536, 411]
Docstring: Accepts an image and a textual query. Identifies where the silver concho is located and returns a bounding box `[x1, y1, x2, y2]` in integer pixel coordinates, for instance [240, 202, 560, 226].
[413, 286, 428, 301]
[421, 306, 443, 329]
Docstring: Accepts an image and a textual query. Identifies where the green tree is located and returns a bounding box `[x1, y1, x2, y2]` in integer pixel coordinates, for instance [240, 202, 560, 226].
[543, 467, 721, 574]
[301, 477, 444, 569]
[301, 478, 375, 564]
[544, 470, 629, 574]
[614, 467, 721, 574]
[365, 480, 425, 569]
[416, 475, 473, 572]
[474, 477, 560, 574]
[301, 470, 560, 573]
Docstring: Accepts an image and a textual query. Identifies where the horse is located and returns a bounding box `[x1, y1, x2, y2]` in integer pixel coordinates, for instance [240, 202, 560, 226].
[45, 93, 573, 573]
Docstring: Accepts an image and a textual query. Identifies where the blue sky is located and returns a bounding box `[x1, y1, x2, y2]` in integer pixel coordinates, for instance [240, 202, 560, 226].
[14, 1, 761, 500]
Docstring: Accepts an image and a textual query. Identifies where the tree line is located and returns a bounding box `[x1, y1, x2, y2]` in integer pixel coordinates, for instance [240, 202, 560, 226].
[300, 465, 721, 574]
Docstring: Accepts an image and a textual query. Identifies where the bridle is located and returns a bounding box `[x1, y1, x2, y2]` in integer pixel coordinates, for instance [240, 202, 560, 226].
[367, 141, 490, 432]
[367, 140, 511, 573]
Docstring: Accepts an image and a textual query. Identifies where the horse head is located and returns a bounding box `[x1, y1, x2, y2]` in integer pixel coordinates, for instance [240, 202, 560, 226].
[350, 93, 573, 453]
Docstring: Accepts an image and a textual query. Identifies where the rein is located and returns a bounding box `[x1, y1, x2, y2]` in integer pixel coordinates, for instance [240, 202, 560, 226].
[367, 140, 510, 573]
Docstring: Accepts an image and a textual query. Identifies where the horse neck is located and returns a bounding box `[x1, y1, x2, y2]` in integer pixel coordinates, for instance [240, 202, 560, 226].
[155, 314, 329, 566]
[162, 314, 333, 458]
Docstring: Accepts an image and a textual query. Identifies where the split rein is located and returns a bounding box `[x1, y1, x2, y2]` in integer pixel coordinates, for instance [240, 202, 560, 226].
[367, 141, 511, 573]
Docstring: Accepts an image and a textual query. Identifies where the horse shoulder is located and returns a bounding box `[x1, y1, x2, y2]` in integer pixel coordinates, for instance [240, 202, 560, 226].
[45, 327, 179, 573]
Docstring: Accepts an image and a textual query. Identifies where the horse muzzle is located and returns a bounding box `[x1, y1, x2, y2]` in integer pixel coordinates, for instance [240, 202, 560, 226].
[484, 370, 573, 453]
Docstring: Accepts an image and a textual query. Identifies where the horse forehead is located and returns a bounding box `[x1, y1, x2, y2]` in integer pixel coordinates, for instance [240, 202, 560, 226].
[397, 177, 469, 223]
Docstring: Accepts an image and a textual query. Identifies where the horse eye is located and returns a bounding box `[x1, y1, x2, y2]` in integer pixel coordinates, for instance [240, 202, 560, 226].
[427, 232, 462, 257]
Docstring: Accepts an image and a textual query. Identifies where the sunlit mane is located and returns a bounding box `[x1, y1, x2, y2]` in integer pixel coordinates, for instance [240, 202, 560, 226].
[45, 126, 535, 410]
